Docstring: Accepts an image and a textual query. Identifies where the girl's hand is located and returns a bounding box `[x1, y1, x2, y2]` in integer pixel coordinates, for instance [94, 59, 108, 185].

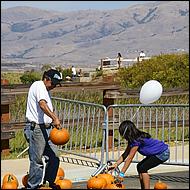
[113, 172, 124, 182]
[108, 163, 118, 173]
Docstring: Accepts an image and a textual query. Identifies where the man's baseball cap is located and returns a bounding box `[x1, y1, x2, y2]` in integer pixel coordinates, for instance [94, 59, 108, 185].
[44, 69, 62, 86]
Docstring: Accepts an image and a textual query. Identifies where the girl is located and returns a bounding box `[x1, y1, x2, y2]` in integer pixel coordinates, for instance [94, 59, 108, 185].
[109, 120, 170, 189]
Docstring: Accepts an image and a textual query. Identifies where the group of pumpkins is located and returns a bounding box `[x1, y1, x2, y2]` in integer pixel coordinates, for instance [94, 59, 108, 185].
[87, 173, 125, 189]
[87, 173, 168, 189]
[1, 167, 73, 189]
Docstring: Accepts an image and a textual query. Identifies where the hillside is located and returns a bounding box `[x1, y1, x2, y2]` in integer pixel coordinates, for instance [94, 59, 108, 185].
[1, 1, 189, 70]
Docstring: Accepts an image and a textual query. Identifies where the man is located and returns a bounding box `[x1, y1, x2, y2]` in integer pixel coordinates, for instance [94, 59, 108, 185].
[139, 51, 146, 58]
[71, 65, 76, 78]
[24, 69, 62, 189]
[117, 53, 122, 68]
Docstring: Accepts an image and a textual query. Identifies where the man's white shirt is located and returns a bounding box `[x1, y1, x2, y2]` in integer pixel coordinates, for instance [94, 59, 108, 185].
[26, 81, 53, 124]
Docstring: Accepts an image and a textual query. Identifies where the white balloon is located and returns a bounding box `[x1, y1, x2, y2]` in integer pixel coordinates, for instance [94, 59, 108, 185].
[140, 80, 163, 104]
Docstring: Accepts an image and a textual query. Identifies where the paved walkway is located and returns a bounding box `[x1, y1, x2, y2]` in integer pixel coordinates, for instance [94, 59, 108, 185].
[1, 157, 189, 189]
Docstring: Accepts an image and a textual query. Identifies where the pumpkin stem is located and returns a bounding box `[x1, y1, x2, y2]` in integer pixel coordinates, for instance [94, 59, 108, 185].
[8, 174, 13, 182]
[59, 176, 64, 180]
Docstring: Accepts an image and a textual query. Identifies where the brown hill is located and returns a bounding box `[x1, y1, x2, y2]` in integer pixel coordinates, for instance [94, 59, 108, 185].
[1, 1, 189, 70]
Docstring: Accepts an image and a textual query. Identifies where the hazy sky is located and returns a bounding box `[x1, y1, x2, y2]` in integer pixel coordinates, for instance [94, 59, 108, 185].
[1, 1, 153, 12]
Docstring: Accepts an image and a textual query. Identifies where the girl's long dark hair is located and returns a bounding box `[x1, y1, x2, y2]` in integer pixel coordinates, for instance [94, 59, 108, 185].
[119, 120, 151, 143]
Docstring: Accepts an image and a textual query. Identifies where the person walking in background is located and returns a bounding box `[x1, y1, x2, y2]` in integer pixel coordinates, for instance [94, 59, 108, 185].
[117, 52, 122, 68]
[109, 120, 170, 189]
[139, 51, 146, 58]
[71, 65, 76, 79]
[24, 69, 62, 189]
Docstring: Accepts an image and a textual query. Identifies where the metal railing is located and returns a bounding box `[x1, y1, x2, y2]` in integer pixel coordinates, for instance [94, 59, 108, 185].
[15, 98, 189, 175]
[52, 97, 108, 170]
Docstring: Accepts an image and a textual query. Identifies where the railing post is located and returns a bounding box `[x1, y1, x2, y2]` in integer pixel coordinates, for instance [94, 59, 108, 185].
[103, 90, 114, 151]
[101, 59, 103, 70]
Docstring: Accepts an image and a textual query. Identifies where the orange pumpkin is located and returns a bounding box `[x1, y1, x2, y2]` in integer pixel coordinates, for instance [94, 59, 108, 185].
[55, 178, 72, 189]
[2, 174, 18, 189]
[22, 172, 29, 187]
[1, 182, 18, 189]
[2, 173, 19, 188]
[57, 167, 65, 177]
[154, 180, 168, 189]
[97, 173, 114, 185]
[49, 127, 70, 145]
[87, 176, 107, 189]
[105, 182, 126, 189]
[54, 167, 65, 183]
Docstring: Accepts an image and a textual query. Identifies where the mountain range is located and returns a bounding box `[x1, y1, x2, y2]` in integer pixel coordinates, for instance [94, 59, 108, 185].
[1, 1, 189, 70]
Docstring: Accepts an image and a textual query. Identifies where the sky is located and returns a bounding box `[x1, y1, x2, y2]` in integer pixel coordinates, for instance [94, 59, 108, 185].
[1, 1, 153, 12]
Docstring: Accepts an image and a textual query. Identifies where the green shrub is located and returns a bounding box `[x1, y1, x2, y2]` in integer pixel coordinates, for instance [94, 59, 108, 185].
[117, 53, 189, 89]
[95, 69, 103, 77]
[20, 70, 41, 84]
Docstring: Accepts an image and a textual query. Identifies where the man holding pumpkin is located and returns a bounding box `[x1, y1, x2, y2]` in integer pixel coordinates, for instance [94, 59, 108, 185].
[24, 69, 62, 189]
